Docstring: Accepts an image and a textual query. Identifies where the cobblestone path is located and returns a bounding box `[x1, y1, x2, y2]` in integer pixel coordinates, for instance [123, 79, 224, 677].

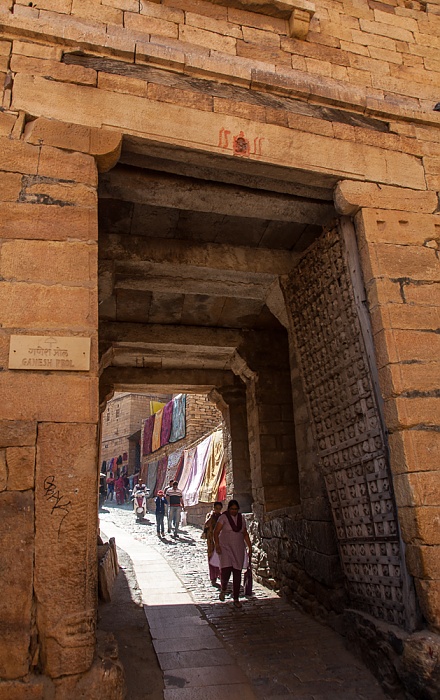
[100, 503, 389, 700]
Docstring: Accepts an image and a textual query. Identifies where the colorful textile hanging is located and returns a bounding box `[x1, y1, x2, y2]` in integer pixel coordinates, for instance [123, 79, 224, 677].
[199, 429, 224, 503]
[169, 394, 186, 443]
[150, 400, 165, 415]
[217, 465, 226, 502]
[154, 456, 168, 496]
[160, 400, 174, 447]
[145, 461, 158, 495]
[178, 446, 196, 492]
[173, 453, 185, 483]
[142, 415, 155, 456]
[165, 449, 183, 486]
[184, 434, 213, 507]
[152, 407, 164, 452]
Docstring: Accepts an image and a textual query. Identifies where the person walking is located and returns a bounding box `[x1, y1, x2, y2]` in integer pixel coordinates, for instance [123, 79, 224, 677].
[214, 499, 252, 609]
[203, 501, 223, 585]
[155, 490, 167, 537]
[115, 474, 125, 505]
[167, 481, 184, 538]
[164, 478, 174, 529]
[106, 472, 115, 502]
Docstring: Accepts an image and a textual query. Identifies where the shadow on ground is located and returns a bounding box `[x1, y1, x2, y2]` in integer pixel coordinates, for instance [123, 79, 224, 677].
[97, 545, 164, 700]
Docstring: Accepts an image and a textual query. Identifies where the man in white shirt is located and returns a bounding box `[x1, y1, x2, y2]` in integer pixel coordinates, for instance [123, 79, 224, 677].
[167, 481, 184, 538]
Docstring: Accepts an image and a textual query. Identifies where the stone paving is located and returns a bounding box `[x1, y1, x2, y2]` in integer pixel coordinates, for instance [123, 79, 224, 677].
[100, 502, 390, 700]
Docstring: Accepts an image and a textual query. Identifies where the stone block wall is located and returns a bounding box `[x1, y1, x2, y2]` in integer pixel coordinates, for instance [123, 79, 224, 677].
[355, 207, 440, 634]
[0, 105, 123, 695]
[3, 0, 440, 119]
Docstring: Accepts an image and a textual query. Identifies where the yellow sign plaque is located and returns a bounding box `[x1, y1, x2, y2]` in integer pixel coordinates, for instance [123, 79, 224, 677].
[9, 335, 91, 371]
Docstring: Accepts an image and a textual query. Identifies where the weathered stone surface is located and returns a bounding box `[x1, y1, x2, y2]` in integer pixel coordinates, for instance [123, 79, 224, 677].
[0, 240, 96, 285]
[0, 171, 22, 201]
[398, 506, 440, 546]
[389, 430, 440, 475]
[402, 631, 440, 697]
[0, 202, 98, 241]
[0, 136, 39, 174]
[414, 580, 440, 632]
[406, 545, 440, 580]
[0, 282, 93, 328]
[0, 449, 6, 491]
[0, 420, 37, 447]
[0, 375, 98, 423]
[35, 422, 98, 678]
[0, 491, 34, 680]
[38, 145, 98, 186]
[335, 181, 438, 215]
[53, 632, 124, 700]
[6, 446, 35, 491]
[0, 680, 47, 700]
[355, 208, 439, 246]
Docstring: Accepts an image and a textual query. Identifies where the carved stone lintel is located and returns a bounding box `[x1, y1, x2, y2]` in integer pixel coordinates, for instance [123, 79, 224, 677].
[206, 0, 315, 39]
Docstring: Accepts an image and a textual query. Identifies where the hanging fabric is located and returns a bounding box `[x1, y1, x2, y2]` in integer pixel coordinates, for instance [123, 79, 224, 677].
[184, 434, 213, 507]
[146, 461, 158, 495]
[150, 400, 165, 415]
[142, 414, 155, 456]
[198, 429, 224, 503]
[178, 446, 196, 492]
[154, 456, 168, 495]
[173, 453, 185, 483]
[160, 400, 174, 446]
[151, 407, 164, 452]
[169, 394, 186, 443]
[217, 464, 227, 502]
[165, 449, 183, 486]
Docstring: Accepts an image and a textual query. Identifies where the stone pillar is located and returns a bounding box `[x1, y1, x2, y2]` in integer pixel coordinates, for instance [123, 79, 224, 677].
[237, 332, 300, 513]
[0, 113, 121, 682]
[215, 382, 252, 512]
[354, 206, 440, 632]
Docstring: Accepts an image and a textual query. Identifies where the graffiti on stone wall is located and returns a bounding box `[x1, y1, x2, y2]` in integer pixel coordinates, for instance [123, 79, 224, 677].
[43, 475, 72, 535]
[285, 226, 406, 627]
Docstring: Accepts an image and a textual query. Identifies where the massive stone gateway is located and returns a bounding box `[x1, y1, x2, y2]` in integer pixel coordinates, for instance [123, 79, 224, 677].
[0, 0, 439, 697]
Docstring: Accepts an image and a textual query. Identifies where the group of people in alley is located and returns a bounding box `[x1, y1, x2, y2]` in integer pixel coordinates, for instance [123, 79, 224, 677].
[103, 473, 253, 607]
[155, 483, 252, 609]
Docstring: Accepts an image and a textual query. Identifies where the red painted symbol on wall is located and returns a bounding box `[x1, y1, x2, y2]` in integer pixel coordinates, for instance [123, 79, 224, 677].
[217, 127, 264, 157]
[218, 127, 231, 149]
[233, 131, 250, 157]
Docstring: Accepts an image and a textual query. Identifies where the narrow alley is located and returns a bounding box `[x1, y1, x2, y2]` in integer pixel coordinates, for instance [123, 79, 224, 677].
[99, 503, 389, 700]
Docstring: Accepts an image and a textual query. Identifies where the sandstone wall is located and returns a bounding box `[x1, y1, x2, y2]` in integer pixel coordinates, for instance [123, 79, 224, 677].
[0, 0, 439, 695]
[2, 0, 440, 117]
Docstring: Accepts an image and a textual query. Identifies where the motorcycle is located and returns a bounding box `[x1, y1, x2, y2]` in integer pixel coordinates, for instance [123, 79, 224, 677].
[132, 486, 149, 521]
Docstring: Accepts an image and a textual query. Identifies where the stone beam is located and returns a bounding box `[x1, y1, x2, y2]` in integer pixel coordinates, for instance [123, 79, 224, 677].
[99, 234, 301, 275]
[113, 266, 272, 301]
[99, 322, 245, 350]
[99, 166, 335, 226]
[100, 366, 236, 402]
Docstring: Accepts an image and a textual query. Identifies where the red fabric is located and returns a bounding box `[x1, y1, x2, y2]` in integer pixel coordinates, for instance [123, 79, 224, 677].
[154, 456, 168, 496]
[160, 400, 174, 446]
[173, 453, 185, 483]
[217, 466, 226, 502]
[142, 415, 155, 456]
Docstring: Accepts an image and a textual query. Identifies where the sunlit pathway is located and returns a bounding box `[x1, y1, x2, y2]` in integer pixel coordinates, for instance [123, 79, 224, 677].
[100, 504, 389, 700]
